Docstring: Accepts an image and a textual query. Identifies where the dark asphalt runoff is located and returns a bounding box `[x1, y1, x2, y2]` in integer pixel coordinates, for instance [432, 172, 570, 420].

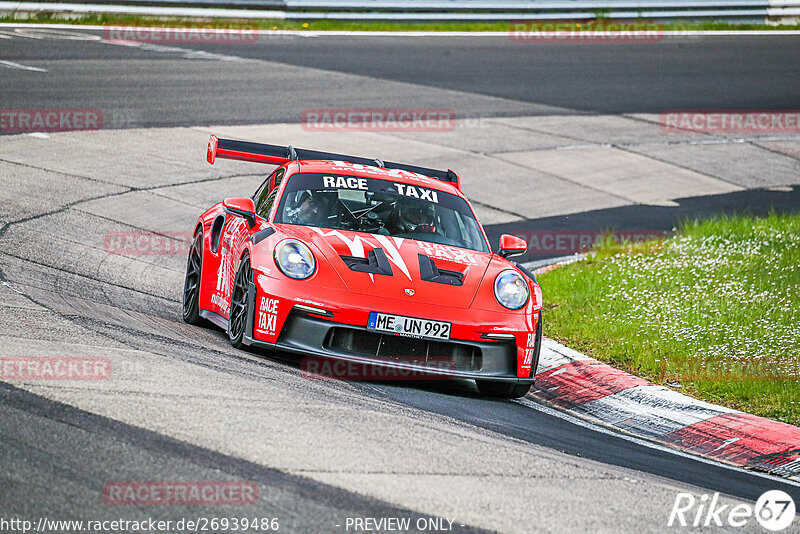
[1, 30, 799, 126]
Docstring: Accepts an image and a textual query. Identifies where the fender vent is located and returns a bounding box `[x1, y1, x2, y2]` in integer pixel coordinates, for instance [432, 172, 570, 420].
[341, 247, 393, 276]
[418, 254, 463, 286]
[210, 215, 226, 254]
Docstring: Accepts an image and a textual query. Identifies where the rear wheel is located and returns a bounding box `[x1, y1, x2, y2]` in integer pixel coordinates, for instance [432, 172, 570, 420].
[228, 254, 252, 349]
[182, 228, 203, 325]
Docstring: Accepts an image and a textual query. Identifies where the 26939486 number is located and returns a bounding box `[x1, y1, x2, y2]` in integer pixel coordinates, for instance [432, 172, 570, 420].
[195, 517, 279, 531]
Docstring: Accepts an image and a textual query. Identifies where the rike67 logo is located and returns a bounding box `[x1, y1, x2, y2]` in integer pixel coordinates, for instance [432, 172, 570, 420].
[669, 490, 795, 531]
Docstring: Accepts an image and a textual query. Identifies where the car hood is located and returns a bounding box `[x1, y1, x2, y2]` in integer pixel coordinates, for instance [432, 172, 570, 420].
[278, 225, 493, 308]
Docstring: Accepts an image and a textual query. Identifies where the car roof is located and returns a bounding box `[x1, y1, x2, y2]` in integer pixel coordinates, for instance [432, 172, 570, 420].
[293, 160, 463, 197]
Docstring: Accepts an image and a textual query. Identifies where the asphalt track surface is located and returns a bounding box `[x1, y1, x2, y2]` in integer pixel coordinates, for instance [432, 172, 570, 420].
[1, 29, 800, 124]
[1, 27, 800, 533]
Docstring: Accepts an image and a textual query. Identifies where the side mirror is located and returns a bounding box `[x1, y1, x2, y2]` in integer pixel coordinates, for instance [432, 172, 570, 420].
[223, 197, 256, 228]
[498, 234, 527, 258]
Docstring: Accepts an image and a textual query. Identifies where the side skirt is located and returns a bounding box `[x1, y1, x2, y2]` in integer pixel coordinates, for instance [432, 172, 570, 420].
[198, 309, 228, 331]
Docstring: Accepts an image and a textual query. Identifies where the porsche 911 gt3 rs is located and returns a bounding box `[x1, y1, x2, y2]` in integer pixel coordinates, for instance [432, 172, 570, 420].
[183, 135, 542, 398]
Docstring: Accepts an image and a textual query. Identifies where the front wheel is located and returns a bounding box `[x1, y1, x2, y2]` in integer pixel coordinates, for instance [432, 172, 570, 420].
[228, 254, 252, 349]
[477, 312, 542, 399]
[530, 310, 543, 376]
[476, 380, 531, 399]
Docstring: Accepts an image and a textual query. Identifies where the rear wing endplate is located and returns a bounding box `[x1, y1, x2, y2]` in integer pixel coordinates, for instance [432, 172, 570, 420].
[207, 135, 460, 188]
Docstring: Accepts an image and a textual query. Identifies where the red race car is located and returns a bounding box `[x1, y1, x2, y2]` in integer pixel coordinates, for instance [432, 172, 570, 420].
[183, 136, 542, 398]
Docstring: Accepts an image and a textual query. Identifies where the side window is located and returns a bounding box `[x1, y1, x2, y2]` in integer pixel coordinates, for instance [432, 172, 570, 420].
[254, 168, 285, 219]
[253, 174, 272, 208]
[272, 167, 285, 189]
[256, 188, 278, 220]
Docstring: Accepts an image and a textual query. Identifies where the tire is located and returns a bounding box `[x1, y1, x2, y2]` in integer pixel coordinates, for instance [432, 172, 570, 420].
[476, 380, 532, 399]
[531, 310, 543, 376]
[228, 254, 252, 349]
[476, 312, 542, 399]
[182, 228, 204, 325]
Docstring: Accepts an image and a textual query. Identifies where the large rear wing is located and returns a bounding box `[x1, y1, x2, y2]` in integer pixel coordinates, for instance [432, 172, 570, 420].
[206, 135, 460, 188]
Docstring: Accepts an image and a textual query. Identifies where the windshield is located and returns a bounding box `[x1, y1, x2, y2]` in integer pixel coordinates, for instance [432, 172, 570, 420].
[274, 173, 489, 253]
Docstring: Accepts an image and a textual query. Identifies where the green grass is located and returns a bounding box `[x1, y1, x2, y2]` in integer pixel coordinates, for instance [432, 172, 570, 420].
[538, 213, 800, 425]
[2, 13, 800, 32]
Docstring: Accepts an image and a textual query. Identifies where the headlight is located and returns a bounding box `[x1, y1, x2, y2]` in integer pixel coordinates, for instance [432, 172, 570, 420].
[493, 270, 529, 310]
[274, 239, 316, 280]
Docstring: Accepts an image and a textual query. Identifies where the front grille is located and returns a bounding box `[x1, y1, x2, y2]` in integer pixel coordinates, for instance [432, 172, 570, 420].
[324, 327, 482, 372]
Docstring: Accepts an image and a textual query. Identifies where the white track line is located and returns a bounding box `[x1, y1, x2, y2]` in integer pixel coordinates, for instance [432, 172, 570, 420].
[0, 59, 47, 72]
[11, 27, 101, 39]
[103, 39, 246, 61]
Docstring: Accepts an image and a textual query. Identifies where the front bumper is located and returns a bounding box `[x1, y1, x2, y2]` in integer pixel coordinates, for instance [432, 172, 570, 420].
[242, 282, 535, 384]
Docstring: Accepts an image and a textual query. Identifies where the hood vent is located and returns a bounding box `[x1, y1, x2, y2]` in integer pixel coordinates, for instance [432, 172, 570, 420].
[418, 254, 464, 286]
[340, 247, 394, 276]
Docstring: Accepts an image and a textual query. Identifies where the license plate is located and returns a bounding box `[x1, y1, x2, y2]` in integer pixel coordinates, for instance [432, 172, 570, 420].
[367, 312, 451, 341]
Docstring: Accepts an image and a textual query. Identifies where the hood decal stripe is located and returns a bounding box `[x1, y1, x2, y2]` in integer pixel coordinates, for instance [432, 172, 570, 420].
[374, 234, 412, 281]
